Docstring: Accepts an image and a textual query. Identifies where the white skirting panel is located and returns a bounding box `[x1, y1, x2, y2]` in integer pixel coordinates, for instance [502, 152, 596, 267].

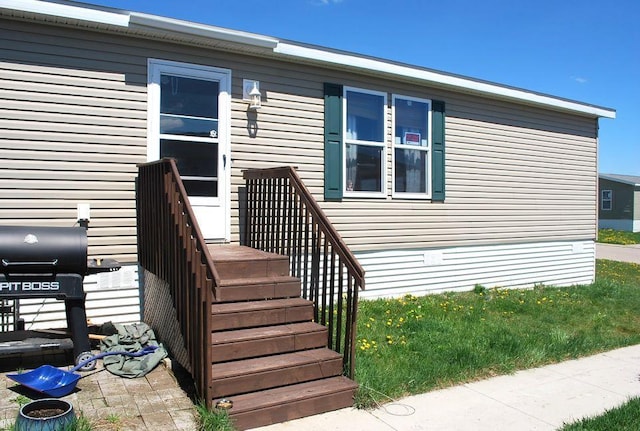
[355, 240, 596, 299]
[15, 264, 141, 330]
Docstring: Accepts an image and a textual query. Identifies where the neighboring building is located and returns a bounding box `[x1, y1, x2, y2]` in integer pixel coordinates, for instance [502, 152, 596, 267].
[0, 0, 615, 329]
[598, 174, 640, 232]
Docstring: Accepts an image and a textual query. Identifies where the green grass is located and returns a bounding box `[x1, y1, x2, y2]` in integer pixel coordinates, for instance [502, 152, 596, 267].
[195, 401, 236, 431]
[354, 260, 640, 408]
[559, 397, 640, 430]
[597, 228, 640, 245]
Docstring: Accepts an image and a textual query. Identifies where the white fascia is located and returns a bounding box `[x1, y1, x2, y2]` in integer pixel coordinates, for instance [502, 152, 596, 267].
[0, 0, 129, 27]
[129, 12, 278, 49]
[274, 42, 616, 119]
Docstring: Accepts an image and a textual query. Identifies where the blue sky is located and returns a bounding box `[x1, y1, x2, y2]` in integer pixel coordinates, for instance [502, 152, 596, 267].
[87, 0, 639, 175]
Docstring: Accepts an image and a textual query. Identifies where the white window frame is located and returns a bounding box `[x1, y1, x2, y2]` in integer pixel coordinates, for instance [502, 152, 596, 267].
[391, 94, 432, 199]
[601, 189, 612, 211]
[343, 86, 387, 198]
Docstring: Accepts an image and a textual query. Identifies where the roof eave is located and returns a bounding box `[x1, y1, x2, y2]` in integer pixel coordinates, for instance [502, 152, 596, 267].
[128, 12, 278, 50]
[0, 0, 279, 52]
[599, 174, 640, 186]
[274, 41, 616, 119]
[0, 0, 130, 27]
[0, 0, 617, 120]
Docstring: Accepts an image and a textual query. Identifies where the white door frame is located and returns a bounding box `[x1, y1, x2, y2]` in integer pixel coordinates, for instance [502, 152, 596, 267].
[147, 58, 231, 242]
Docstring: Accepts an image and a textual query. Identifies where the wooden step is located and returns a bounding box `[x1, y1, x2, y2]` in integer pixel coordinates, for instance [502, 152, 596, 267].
[211, 348, 343, 398]
[211, 322, 328, 362]
[211, 298, 313, 331]
[214, 275, 301, 302]
[208, 245, 289, 279]
[224, 376, 358, 430]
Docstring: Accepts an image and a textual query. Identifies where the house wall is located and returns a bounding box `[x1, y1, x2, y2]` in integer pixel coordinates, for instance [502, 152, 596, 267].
[598, 180, 639, 232]
[598, 179, 633, 220]
[0, 19, 600, 326]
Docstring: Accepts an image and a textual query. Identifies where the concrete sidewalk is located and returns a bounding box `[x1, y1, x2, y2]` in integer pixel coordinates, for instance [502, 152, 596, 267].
[255, 344, 640, 431]
[596, 243, 640, 264]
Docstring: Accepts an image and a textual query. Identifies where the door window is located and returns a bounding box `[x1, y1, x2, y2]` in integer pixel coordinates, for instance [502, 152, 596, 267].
[159, 74, 220, 198]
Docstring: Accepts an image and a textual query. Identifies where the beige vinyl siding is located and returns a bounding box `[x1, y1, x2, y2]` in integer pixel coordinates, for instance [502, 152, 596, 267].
[232, 65, 598, 251]
[0, 18, 598, 259]
[0, 20, 145, 264]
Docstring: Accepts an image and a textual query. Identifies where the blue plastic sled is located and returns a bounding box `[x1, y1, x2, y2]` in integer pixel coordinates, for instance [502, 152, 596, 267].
[7, 345, 158, 397]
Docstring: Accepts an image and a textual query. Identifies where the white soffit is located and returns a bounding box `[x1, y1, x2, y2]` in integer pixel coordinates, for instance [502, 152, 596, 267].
[275, 42, 616, 119]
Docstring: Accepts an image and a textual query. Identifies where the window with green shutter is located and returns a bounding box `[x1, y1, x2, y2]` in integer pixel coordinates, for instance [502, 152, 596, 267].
[324, 83, 445, 201]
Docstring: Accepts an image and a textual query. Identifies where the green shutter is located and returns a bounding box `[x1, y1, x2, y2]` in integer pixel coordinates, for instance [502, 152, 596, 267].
[431, 100, 445, 201]
[324, 83, 343, 201]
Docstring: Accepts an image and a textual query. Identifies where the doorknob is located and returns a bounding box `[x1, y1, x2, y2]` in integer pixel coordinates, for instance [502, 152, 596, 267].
[223, 154, 227, 168]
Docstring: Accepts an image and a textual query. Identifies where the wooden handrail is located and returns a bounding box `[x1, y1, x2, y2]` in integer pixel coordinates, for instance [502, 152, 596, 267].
[136, 158, 217, 407]
[243, 166, 365, 377]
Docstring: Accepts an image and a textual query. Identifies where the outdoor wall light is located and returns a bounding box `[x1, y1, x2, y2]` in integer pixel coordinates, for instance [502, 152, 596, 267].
[243, 79, 262, 110]
[248, 81, 261, 110]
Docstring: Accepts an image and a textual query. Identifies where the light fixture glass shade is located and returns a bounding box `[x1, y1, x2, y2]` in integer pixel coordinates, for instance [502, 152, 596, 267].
[249, 81, 261, 110]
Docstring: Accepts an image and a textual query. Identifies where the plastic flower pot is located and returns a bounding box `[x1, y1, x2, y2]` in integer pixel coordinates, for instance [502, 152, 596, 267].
[15, 398, 75, 431]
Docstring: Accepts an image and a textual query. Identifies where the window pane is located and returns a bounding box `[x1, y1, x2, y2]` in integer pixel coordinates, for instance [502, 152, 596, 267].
[183, 179, 218, 197]
[160, 75, 219, 119]
[160, 139, 218, 178]
[346, 143, 382, 192]
[395, 98, 428, 147]
[601, 190, 612, 210]
[346, 91, 384, 142]
[160, 115, 218, 138]
[395, 148, 427, 193]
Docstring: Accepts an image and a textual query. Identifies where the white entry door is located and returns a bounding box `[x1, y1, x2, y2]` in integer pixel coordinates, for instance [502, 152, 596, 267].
[148, 59, 231, 241]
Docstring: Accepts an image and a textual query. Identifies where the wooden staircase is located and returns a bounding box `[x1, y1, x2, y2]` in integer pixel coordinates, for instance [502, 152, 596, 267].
[208, 245, 358, 430]
[137, 160, 364, 430]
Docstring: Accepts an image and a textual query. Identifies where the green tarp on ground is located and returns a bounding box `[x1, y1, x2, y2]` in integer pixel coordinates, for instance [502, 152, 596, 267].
[100, 322, 168, 378]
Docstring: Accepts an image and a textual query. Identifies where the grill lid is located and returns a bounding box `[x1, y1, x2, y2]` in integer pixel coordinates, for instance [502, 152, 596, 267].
[0, 226, 88, 275]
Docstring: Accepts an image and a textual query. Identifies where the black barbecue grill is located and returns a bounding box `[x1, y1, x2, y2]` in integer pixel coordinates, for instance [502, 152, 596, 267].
[0, 225, 120, 365]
